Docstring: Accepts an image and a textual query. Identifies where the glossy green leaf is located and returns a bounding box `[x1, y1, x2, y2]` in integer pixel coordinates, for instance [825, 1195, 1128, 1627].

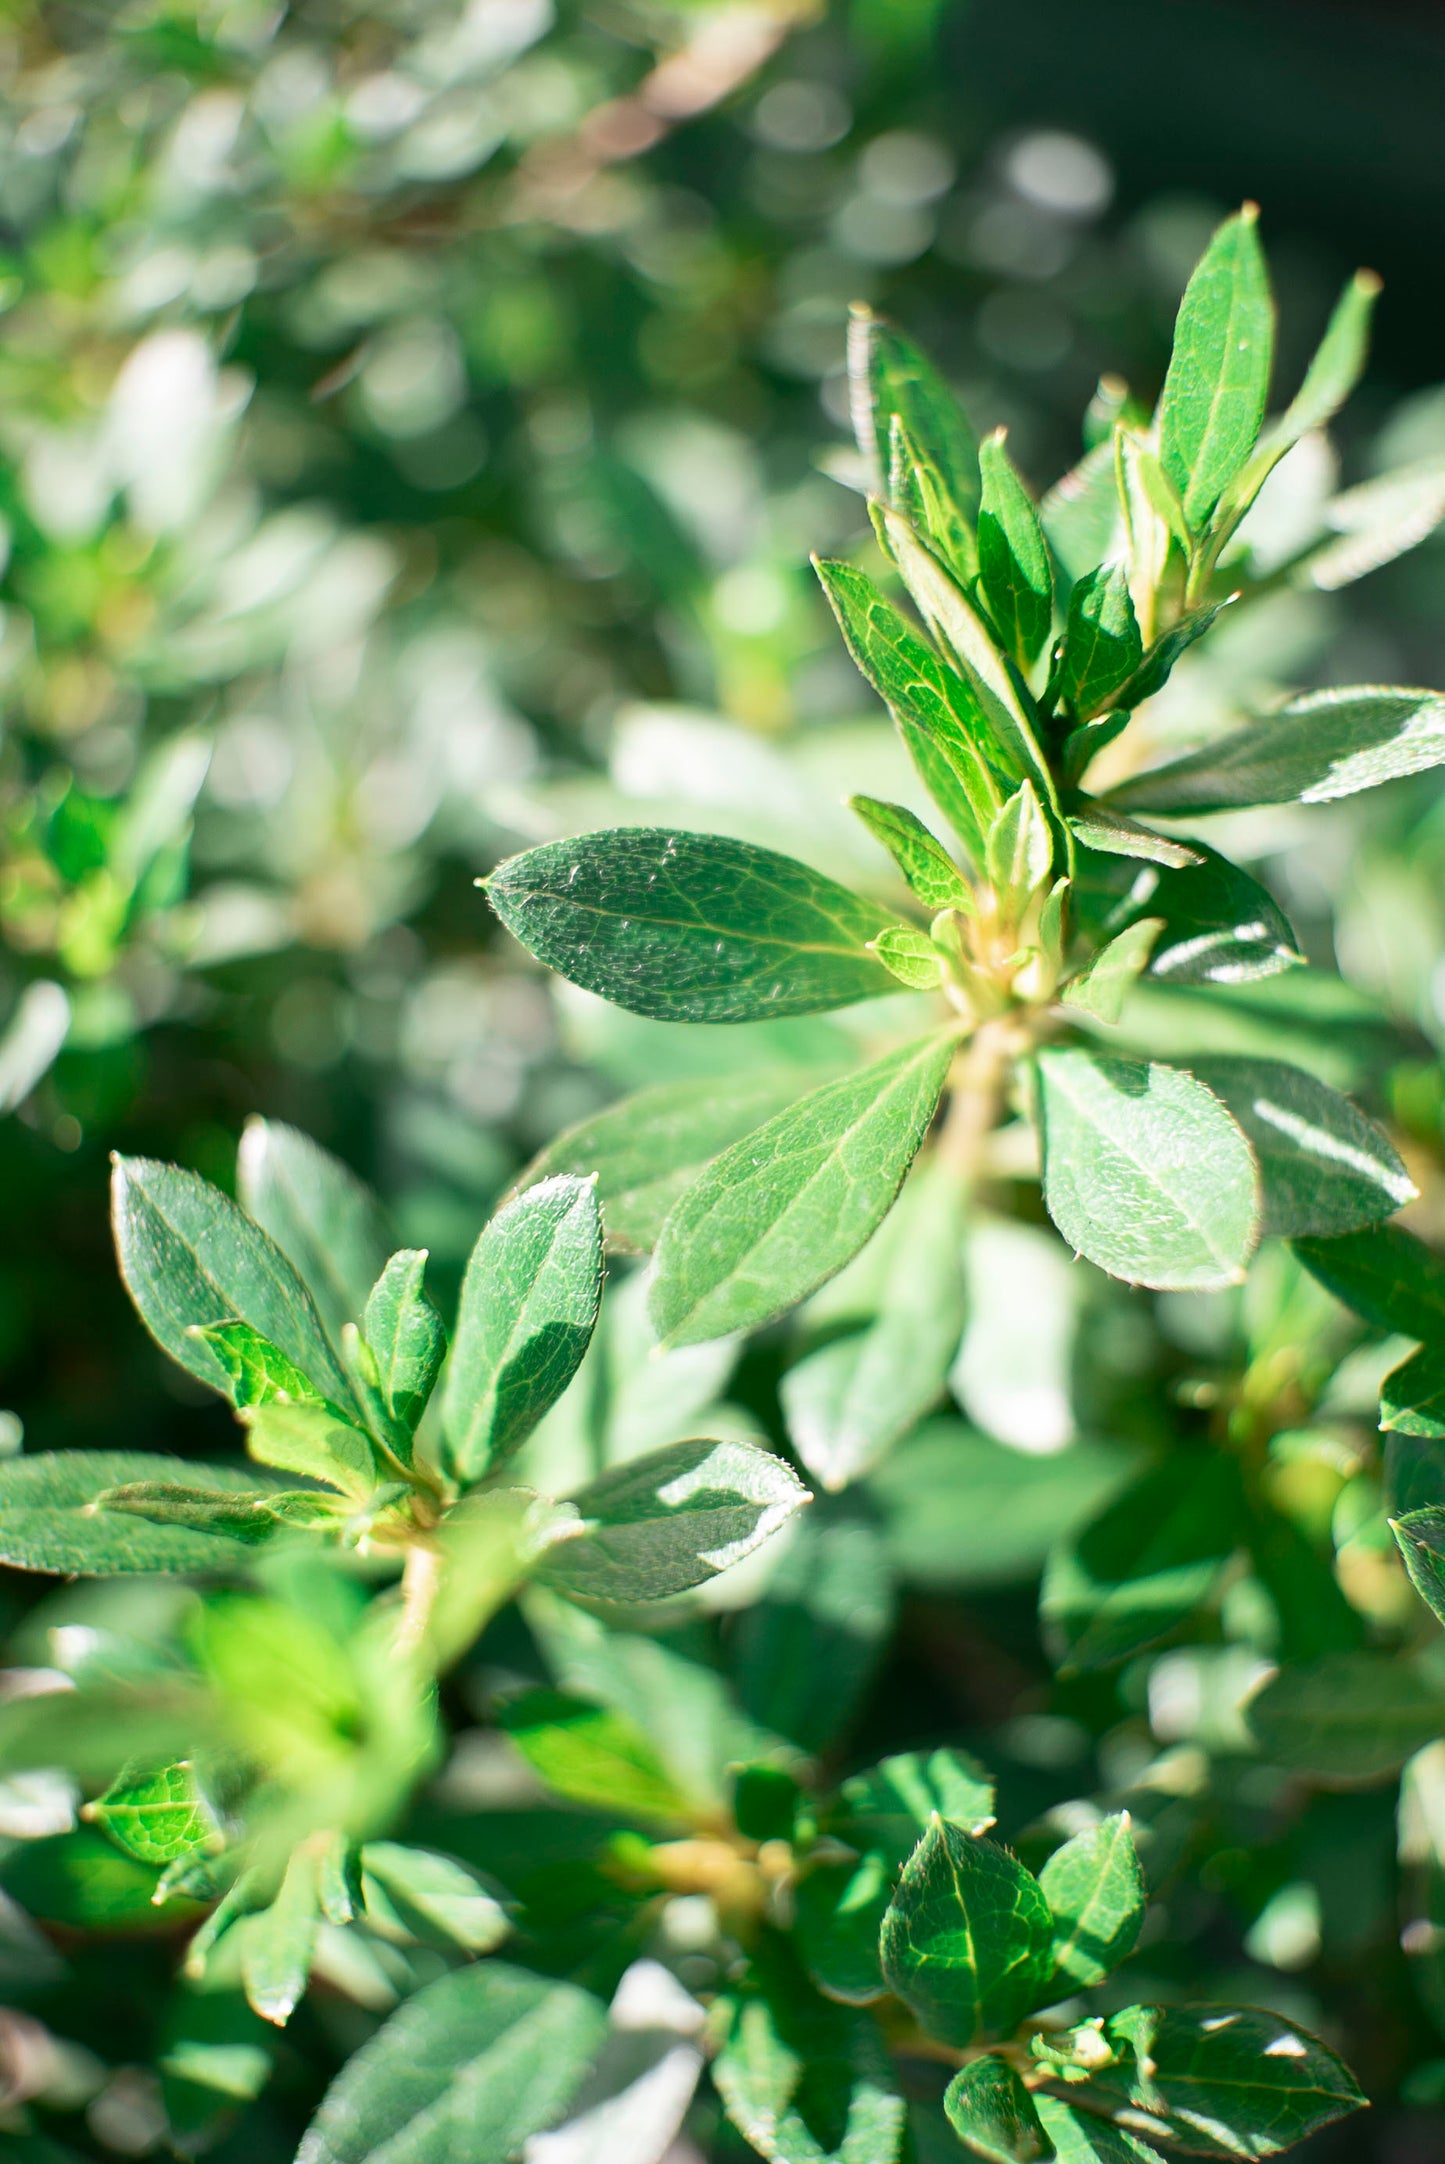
[362, 1251, 445, 1431]
[486, 827, 904, 1023]
[1391, 1510, 1445, 1631]
[978, 429, 1054, 672]
[360, 1841, 509, 1953]
[237, 1118, 389, 1348]
[849, 305, 980, 518]
[1158, 206, 1274, 527]
[1248, 1651, 1445, 1781]
[1071, 837, 1302, 988]
[112, 1157, 354, 1408]
[1066, 807, 1202, 872]
[1057, 563, 1143, 721]
[650, 1031, 956, 1348]
[541, 1436, 808, 1604]
[1295, 1222, 1445, 1338]
[294, 1961, 606, 2164]
[497, 1688, 694, 1823]
[1042, 1454, 1242, 1673]
[879, 1819, 1053, 2048]
[514, 1070, 811, 1257]
[712, 1974, 908, 2164]
[943, 2056, 1050, 2164]
[781, 1157, 968, 1491]
[0, 1451, 275, 1575]
[86, 1762, 219, 1867]
[1036, 1051, 1260, 1291]
[1032, 2094, 1162, 2163]
[1061, 917, 1162, 1025]
[442, 1174, 603, 1484]
[1039, 1813, 1146, 1990]
[1187, 1055, 1415, 1236]
[1109, 686, 1445, 815]
[1383, 1346, 1445, 1439]
[849, 794, 971, 911]
[1100, 2003, 1364, 2157]
[240, 1844, 319, 2027]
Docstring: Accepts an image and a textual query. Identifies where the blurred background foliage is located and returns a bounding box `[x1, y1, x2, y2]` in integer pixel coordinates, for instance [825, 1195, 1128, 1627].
[8, 0, 1445, 2156]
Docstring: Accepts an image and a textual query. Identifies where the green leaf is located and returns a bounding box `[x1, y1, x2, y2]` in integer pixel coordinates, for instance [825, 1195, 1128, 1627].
[651, 1032, 955, 1348]
[1158, 205, 1274, 527]
[1099, 2003, 1364, 2157]
[1114, 598, 1233, 709]
[1066, 807, 1202, 872]
[1041, 438, 1121, 587]
[849, 795, 971, 911]
[360, 1841, 509, 1953]
[872, 923, 944, 990]
[838, 1749, 996, 1866]
[734, 1507, 894, 1755]
[362, 1251, 445, 1431]
[0, 1451, 278, 1575]
[1303, 459, 1445, 591]
[240, 1844, 319, 2026]
[943, 2056, 1050, 2164]
[1186, 1056, 1415, 1236]
[514, 1070, 812, 1257]
[496, 1688, 694, 1823]
[1056, 564, 1143, 721]
[1042, 1454, 1242, 1673]
[191, 1319, 342, 1415]
[1108, 686, 1445, 815]
[879, 1819, 1054, 2048]
[781, 1157, 968, 1491]
[978, 430, 1054, 673]
[987, 780, 1054, 907]
[795, 1851, 893, 2007]
[712, 1970, 908, 2164]
[1061, 918, 1163, 1025]
[240, 1399, 379, 1498]
[1294, 1222, 1445, 1338]
[237, 1118, 389, 1348]
[112, 1157, 355, 1409]
[1036, 1050, 1260, 1291]
[1383, 1346, 1445, 1440]
[91, 1479, 331, 1542]
[1247, 1651, 1445, 1782]
[1038, 1813, 1146, 1990]
[294, 1960, 606, 2164]
[849, 306, 980, 520]
[1391, 1510, 1445, 1631]
[1072, 836, 1302, 988]
[1032, 2095, 1163, 2163]
[815, 557, 1003, 858]
[888, 414, 979, 586]
[540, 1437, 809, 1604]
[85, 1762, 219, 1866]
[317, 1833, 362, 1925]
[442, 1174, 604, 1485]
[486, 828, 905, 1023]
[1228, 268, 1379, 512]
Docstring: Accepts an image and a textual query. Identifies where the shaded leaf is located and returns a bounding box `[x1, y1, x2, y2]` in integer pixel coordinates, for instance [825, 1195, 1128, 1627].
[238, 1119, 389, 1348]
[944, 2056, 1050, 2164]
[1099, 2003, 1364, 2158]
[712, 1970, 907, 2164]
[1108, 687, 1445, 815]
[360, 1841, 510, 1953]
[362, 1251, 446, 1432]
[733, 1507, 894, 1754]
[1057, 563, 1143, 721]
[1391, 1509, 1445, 1632]
[1295, 1222, 1445, 1339]
[1061, 918, 1163, 1025]
[240, 1844, 319, 2027]
[1039, 1813, 1146, 1990]
[849, 306, 980, 520]
[1071, 837, 1302, 989]
[1187, 1056, 1414, 1236]
[1248, 1651, 1445, 1782]
[1033, 2095, 1162, 2163]
[837, 1749, 997, 1867]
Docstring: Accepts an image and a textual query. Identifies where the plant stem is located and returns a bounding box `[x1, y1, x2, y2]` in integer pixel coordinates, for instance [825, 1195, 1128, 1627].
[938, 1013, 1033, 1187]
[395, 1539, 444, 1659]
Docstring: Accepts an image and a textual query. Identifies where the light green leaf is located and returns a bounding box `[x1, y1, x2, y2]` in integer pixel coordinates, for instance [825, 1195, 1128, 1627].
[849, 795, 972, 911]
[360, 1841, 509, 1953]
[237, 1118, 389, 1348]
[112, 1157, 354, 1408]
[880, 1819, 1054, 2048]
[1065, 807, 1202, 872]
[294, 1961, 607, 2164]
[1295, 1222, 1445, 1340]
[486, 828, 905, 1023]
[1228, 268, 1379, 512]
[540, 1437, 809, 1604]
[1099, 2003, 1365, 2157]
[987, 780, 1053, 907]
[1036, 1050, 1260, 1291]
[849, 305, 980, 519]
[944, 2056, 1050, 2164]
[1158, 205, 1274, 527]
[442, 1174, 604, 1485]
[712, 1979, 908, 2164]
[1107, 686, 1445, 814]
[838, 1749, 996, 1867]
[872, 924, 943, 990]
[978, 429, 1054, 672]
[91, 1478, 333, 1542]
[496, 1688, 694, 1823]
[240, 1399, 379, 1498]
[191, 1319, 342, 1414]
[781, 1157, 968, 1491]
[1187, 1056, 1415, 1236]
[1039, 1813, 1146, 1990]
[650, 1032, 957, 1348]
[1033, 2094, 1162, 2163]
[1056, 563, 1143, 721]
[1391, 1510, 1445, 1632]
[85, 1762, 220, 1867]
[1062, 918, 1163, 1025]
[317, 1833, 362, 1925]
[1041, 438, 1122, 586]
[0, 1451, 277, 1576]
[240, 1844, 320, 2026]
[362, 1251, 445, 1431]
[514, 1070, 811, 1258]
[1248, 1651, 1445, 1782]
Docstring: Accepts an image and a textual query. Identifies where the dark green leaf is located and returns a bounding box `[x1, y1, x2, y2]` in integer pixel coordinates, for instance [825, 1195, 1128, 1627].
[360, 1842, 509, 1953]
[1039, 1813, 1146, 1990]
[1033, 2095, 1162, 2163]
[651, 1032, 956, 1349]
[1036, 1051, 1260, 1291]
[978, 429, 1054, 673]
[294, 1960, 606, 2164]
[1295, 1223, 1445, 1339]
[541, 1436, 808, 1604]
[849, 795, 971, 911]
[1071, 837, 1302, 988]
[362, 1251, 445, 1431]
[838, 1749, 996, 1867]
[1392, 1510, 1445, 1632]
[237, 1119, 389, 1347]
[1248, 1651, 1445, 1782]
[1186, 1056, 1415, 1236]
[944, 2056, 1050, 2164]
[85, 1762, 219, 1866]
[0, 1451, 276, 1575]
[849, 306, 980, 519]
[442, 1174, 603, 1485]
[1107, 687, 1445, 815]
[1057, 564, 1143, 721]
[1099, 2003, 1365, 2158]
[1114, 599, 1233, 711]
[733, 1506, 894, 1754]
[1158, 206, 1274, 527]
[879, 1819, 1054, 2048]
[795, 1852, 893, 2007]
[1383, 1347, 1445, 1442]
[712, 1968, 908, 2164]
[94, 1479, 331, 1542]
[486, 827, 905, 1023]
[240, 1845, 319, 2027]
